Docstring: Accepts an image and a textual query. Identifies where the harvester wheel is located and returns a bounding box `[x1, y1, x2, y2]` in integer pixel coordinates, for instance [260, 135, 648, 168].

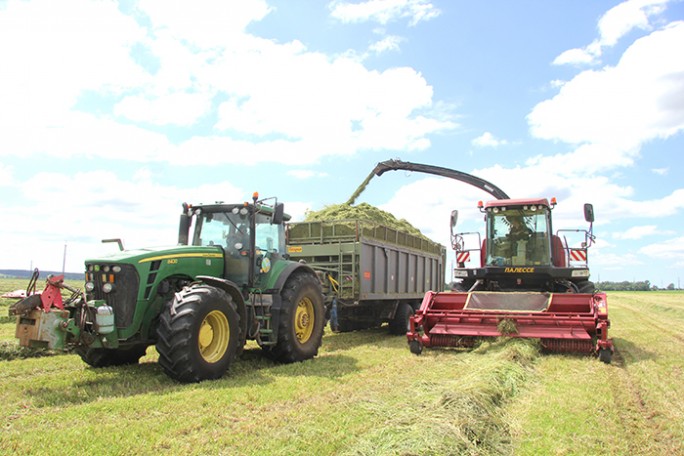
[409, 340, 423, 356]
[156, 284, 239, 383]
[76, 345, 148, 368]
[267, 272, 325, 363]
[598, 348, 612, 364]
[577, 280, 596, 294]
[389, 302, 414, 335]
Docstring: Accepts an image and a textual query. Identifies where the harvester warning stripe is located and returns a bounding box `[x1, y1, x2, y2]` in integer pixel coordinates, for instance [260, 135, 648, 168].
[570, 249, 587, 262]
[139, 253, 224, 263]
[457, 252, 470, 263]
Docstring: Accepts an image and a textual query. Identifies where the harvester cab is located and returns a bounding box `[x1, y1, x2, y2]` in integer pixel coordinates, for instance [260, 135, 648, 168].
[12, 192, 326, 383]
[451, 198, 596, 294]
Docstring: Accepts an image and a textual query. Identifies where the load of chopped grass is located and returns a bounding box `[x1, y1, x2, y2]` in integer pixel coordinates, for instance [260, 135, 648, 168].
[304, 202, 426, 238]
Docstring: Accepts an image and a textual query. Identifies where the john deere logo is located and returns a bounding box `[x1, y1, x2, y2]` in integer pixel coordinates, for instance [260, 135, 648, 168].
[504, 267, 535, 273]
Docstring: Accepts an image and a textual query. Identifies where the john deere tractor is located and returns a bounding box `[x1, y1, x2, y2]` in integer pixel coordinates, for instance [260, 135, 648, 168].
[13, 193, 325, 382]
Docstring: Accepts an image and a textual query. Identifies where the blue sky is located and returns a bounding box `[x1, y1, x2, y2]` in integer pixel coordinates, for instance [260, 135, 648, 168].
[1, 0, 683, 287]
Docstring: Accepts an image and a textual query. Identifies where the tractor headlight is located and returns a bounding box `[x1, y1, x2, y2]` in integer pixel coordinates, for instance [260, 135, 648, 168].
[85, 281, 95, 292]
[571, 269, 590, 278]
[102, 283, 115, 293]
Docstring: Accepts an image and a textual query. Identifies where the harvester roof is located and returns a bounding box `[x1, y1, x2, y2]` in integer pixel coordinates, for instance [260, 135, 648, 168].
[482, 198, 551, 209]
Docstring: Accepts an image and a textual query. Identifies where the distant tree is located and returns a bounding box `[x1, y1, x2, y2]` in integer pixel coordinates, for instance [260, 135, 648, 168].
[667, 283, 675, 290]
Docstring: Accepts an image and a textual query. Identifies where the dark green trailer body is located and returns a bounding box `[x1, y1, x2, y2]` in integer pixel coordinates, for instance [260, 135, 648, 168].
[286, 220, 446, 333]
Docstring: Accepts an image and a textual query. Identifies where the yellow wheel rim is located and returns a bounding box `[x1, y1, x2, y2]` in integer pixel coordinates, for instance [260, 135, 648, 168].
[295, 297, 315, 344]
[198, 310, 230, 363]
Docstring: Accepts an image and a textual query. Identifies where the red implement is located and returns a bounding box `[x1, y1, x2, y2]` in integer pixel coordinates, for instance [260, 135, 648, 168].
[408, 291, 613, 360]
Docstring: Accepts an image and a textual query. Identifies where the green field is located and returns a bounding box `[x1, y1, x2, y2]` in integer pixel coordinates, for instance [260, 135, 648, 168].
[1, 278, 682, 455]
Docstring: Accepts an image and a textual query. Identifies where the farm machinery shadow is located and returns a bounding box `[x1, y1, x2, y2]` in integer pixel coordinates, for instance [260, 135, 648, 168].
[23, 348, 360, 409]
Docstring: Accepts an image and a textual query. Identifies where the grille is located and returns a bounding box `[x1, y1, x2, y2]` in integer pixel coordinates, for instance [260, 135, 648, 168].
[86, 264, 140, 329]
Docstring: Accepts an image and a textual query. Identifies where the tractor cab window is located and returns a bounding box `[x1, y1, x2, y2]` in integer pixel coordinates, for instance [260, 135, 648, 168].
[487, 208, 551, 266]
[193, 210, 250, 251]
[255, 212, 285, 255]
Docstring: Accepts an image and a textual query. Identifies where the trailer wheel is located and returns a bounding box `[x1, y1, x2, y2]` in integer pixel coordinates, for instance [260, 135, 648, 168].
[268, 273, 325, 363]
[156, 284, 239, 383]
[76, 345, 148, 368]
[409, 340, 423, 356]
[389, 302, 414, 335]
[598, 348, 612, 364]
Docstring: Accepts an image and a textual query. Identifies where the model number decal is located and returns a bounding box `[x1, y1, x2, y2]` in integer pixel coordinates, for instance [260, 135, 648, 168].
[167, 259, 178, 264]
[504, 267, 535, 273]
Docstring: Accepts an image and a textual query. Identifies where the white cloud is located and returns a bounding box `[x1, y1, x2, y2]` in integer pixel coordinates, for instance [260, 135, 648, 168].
[287, 170, 330, 179]
[530, 22, 684, 152]
[0, 169, 247, 272]
[613, 225, 658, 239]
[369, 35, 404, 54]
[652, 167, 669, 175]
[114, 91, 214, 126]
[329, 0, 440, 26]
[472, 132, 508, 148]
[0, 0, 456, 164]
[553, 0, 670, 65]
[0, 163, 13, 186]
[639, 236, 684, 264]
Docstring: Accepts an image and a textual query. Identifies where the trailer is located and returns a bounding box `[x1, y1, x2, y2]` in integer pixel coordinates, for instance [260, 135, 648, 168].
[287, 220, 446, 334]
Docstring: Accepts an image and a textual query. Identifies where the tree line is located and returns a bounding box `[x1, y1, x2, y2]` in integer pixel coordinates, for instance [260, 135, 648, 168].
[596, 280, 677, 291]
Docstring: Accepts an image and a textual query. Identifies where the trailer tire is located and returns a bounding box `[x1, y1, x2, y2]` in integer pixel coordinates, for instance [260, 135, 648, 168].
[156, 284, 239, 383]
[267, 272, 325, 363]
[389, 302, 414, 335]
[409, 340, 423, 355]
[76, 345, 148, 368]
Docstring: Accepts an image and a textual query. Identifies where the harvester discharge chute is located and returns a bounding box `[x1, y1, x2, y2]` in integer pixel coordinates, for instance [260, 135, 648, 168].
[364, 160, 613, 362]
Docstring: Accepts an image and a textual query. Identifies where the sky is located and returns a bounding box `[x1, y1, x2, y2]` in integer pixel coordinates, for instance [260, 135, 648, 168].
[1, 0, 683, 287]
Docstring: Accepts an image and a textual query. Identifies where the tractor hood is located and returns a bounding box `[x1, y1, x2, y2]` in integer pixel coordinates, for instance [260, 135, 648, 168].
[85, 245, 224, 266]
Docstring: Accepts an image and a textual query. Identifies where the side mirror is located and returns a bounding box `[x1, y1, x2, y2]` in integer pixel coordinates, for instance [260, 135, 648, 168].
[272, 203, 285, 225]
[178, 214, 190, 245]
[583, 203, 595, 223]
[450, 210, 458, 228]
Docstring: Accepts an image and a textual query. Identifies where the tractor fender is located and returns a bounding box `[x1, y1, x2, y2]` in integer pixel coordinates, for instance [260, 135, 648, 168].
[195, 275, 247, 347]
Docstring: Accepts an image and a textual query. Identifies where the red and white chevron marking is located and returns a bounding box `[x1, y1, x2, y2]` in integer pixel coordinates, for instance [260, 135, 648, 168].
[569, 249, 587, 262]
[457, 252, 470, 263]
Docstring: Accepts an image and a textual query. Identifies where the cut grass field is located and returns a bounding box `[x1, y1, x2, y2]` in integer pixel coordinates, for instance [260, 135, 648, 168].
[1, 278, 683, 455]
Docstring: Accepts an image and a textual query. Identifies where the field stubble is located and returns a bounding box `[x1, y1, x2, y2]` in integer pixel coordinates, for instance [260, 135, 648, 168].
[0, 279, 682, 455]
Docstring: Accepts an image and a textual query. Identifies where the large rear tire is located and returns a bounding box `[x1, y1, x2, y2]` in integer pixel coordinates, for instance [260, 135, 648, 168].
[156, 284, 239, 383]
[267, 273, 325, 363]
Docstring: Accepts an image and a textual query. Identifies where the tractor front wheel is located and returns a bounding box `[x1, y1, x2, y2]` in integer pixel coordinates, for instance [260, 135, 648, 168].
[156, 284, 239, 383]
[267, 273, 325, 363]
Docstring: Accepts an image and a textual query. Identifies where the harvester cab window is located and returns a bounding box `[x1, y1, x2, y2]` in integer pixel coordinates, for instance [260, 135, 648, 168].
[487, 209, 550, 266]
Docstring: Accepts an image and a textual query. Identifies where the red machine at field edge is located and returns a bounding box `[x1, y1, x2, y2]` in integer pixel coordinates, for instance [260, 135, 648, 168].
[371, 160, 614, 362]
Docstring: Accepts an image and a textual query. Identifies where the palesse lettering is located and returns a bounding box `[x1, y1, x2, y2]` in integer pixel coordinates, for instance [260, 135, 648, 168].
[504, 267, 535, 273]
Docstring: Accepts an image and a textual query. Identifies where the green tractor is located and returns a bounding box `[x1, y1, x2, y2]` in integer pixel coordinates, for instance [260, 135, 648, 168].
[12, 193, 325, 382]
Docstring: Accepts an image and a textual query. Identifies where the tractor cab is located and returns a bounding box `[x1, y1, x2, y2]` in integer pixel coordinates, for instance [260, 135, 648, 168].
[451, 198, 595, 293]
[178, 193, 288, 288]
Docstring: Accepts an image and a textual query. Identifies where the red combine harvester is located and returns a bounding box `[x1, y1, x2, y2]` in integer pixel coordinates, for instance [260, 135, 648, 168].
[370, 160, 613, 362]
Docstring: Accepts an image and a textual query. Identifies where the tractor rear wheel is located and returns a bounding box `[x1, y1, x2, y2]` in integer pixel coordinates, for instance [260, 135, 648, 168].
[156, 284, 239, 383]
[267, 273, 325, 363]
[76, 345, 148, 368]
[389, 302, 414, 335]
[576, 280, 596, 293]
